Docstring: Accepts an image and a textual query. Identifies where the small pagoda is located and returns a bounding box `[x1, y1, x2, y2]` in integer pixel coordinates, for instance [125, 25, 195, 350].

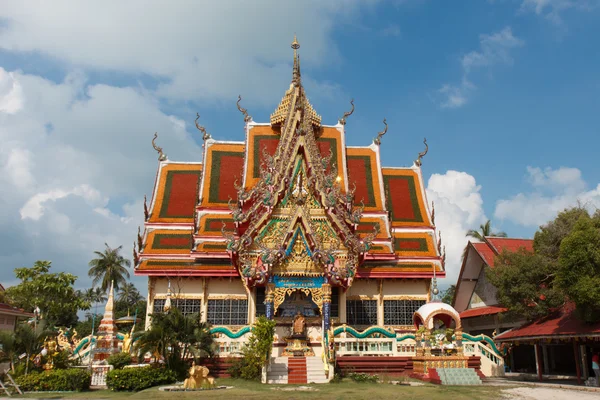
[92, 281, 120, 362]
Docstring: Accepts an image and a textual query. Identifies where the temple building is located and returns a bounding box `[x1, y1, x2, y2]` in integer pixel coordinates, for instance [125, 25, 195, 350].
[135, 38, 474, 381]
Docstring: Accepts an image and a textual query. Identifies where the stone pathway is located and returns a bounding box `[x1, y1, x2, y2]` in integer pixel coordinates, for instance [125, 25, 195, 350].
[501, 387, 600, 400]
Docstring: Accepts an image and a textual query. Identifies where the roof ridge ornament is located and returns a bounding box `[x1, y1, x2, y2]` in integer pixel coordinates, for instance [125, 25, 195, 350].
[373, 118, 388, 145]
[195, 113, 211, 143]
[151, 133, 167, 161]
[338, 99, 354, 125]
[415, 137, 428, 166]
[236, 95, 252, 123]
[292, 34, 300, 86]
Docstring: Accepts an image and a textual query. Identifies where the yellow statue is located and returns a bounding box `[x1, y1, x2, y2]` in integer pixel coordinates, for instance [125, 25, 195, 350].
[183, 362, 215, 389]
[122, 332, 132, 354]
[292, 312, 306, 336]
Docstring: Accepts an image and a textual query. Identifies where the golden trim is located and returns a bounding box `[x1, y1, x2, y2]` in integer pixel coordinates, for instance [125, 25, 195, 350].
[153, 294, 203, 300]
[382, 296, 428, 301]
[273, 288, 324, 314]
[346, 295, 377, 301]
[208, 295, 248, 301]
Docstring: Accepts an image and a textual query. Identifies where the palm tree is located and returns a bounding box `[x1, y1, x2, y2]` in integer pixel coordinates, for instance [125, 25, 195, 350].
[462, 220, 508, 261]
[82, 287, 107, 306]
[118, 282, 143, 307]
[0, 331, 16, 372]
[466, 220, 507, 241]
[135, 308, 214, 371]
[88, 243, 131, 293]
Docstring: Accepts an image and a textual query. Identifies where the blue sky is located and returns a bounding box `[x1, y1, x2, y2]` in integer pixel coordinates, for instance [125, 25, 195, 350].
[0, 0, 598, 293]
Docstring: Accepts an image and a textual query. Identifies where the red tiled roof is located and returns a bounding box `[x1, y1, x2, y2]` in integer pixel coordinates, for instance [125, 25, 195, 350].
[495, 303, 600, 341]
[472, 242, 497, 267]
[485, 237, 533, 255]
[0, 302, 34, 317]
[459, 305, 507, 319]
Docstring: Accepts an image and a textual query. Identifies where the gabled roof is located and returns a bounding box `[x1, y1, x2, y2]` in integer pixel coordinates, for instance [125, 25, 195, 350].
[471, 242, 496, 267]
[495, 302, 600, 341]
[135, 38, 445, 281]
[485, 237, 533, 256]
[453, 236, 533, 310]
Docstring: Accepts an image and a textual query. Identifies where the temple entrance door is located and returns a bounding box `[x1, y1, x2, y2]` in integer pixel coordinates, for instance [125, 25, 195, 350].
[276, 290, 320, 319]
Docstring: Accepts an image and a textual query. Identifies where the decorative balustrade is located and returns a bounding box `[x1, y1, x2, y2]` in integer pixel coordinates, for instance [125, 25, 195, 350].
[335, 337, 395, 355]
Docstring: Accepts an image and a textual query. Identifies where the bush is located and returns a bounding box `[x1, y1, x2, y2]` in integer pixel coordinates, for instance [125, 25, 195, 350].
[348, 372, 378, 383]
[106, 366, 177, 392]
[107, 353, 132, 370]
[16, 369, 91, 392]
[228, 316, 275, 381]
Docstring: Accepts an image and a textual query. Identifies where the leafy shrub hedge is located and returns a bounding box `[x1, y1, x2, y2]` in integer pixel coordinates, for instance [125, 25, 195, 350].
[106, 366, 177, 392]
[16, 369, 91, 392]
[347, 372, 379, 383]
[107, 352, 132, 370]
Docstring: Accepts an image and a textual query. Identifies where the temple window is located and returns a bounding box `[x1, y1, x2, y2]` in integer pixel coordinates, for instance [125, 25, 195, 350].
[346, 300, 377, 325]
[207, 299, 248, 325]
[152, 298, 201, 317]
[330, 287, 339, 318]
[255, 287, 266, 317]
[152, 299, 166, 314]
[383, 299, 426, 326]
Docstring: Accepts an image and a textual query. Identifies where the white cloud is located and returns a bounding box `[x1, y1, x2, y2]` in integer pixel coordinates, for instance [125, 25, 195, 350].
[0, 1, 379, 106]
[438, 27, 524, 108]
[426, 171, 487, 286]
[438, 79, 476, 109]
[0, 66, 202, 290]
[0, 69, 24, 113]
[520, 0, 599, 25]
[495, 166, 600, 227]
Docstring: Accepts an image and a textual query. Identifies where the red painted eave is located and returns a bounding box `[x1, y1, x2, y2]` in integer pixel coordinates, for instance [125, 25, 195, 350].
[459, 305, 507, 319]
[495, 303, 600, 341]
[135, 269, 238, 277]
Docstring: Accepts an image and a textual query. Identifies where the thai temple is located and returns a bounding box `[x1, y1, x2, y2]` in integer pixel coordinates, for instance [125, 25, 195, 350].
[134, 37, 504, 384]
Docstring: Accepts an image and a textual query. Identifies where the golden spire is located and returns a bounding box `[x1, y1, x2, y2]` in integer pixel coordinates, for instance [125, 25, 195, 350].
[292, 34, 300, 86]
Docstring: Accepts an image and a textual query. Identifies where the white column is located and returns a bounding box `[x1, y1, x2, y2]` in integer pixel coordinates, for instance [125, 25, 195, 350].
[145, 277, 154, 330]
[339, 289, 347, 324]
[377, 279, 384, 326]
[247, 287, 256, 324]
[542, 345, 550, 375]
[201, 278, 208, 323]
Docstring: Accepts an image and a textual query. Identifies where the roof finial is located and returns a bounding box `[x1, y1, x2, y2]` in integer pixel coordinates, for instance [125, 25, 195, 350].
[195, 113, 211, 143]
[292, 34, 301, 86]
[152, 133, 167, 161]
[373, 118, 388, 145]
[415, 138, 428, 166]
[339, 99, 355, 125]
[236, 95, 252, 123]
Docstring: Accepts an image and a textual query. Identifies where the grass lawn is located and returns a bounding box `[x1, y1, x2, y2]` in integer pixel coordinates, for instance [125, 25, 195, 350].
[21, 378, 511, 400]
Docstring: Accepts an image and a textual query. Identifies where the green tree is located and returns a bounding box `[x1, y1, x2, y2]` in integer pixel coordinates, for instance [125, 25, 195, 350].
[6, 261, 90, 327]
[135, 308, 213, 378]
[0, 330, 17, 372]
[82, 287, 107, 306]
[487, 249, 564, 320]
[118, 282, 143, 307]
[466, 220, 508, 241]
[462, 220, 508, 261]
[441, 285, 456, 305]
[487, 206, 600, 322]
[88, 243, 131, 293]
[556, 215, 600, 322]
[229, 316, 276, 381]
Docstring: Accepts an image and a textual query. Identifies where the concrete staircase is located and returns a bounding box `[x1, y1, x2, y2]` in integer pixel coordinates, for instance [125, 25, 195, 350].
[306, 356, 329, 384]
[267, 357, 288, 384]
[288, 357, 307, 384]
[436, 368, 482, 385]
[266, 356, 329, 384]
